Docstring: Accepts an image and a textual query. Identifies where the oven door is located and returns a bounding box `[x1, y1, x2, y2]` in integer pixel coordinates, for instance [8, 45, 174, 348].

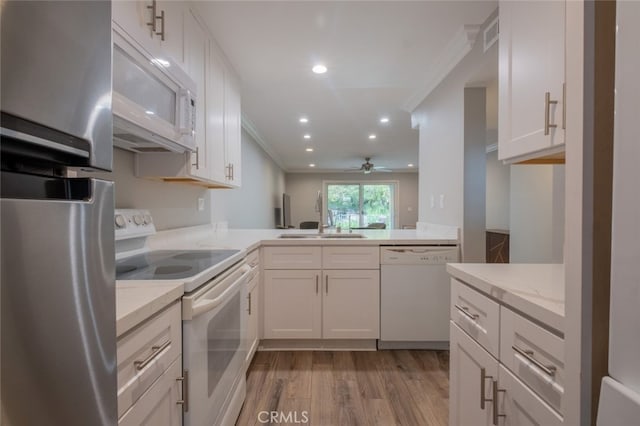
[182, 263, 250, 426]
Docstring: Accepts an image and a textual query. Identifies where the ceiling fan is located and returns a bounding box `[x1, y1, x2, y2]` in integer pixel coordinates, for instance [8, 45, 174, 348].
[346, 157, 392, 174]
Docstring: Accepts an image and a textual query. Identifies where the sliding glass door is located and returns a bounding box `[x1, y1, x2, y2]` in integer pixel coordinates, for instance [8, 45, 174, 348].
[326, 182, 396, 229]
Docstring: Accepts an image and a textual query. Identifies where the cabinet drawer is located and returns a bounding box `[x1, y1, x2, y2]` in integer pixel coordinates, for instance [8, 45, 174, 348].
[117, 302, 182, 418]
[118, 356, 184, 425]
[499, 365, 563, 425]
[322, 246, 379, 269]
[263, 246, 321, 269]
[500, 307, 565, 415]
[450, 278, 500, 358]
[246, 248, 260, 268]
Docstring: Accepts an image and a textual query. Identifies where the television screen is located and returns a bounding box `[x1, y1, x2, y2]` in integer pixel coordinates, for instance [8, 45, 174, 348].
[282, 193, 291, 228]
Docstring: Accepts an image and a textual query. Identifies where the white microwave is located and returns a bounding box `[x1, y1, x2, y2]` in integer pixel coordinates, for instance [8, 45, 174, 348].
[112, 25, 196, 153]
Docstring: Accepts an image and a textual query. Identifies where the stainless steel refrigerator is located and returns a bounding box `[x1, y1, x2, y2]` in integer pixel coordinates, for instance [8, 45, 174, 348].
[1, 2, 116, 425]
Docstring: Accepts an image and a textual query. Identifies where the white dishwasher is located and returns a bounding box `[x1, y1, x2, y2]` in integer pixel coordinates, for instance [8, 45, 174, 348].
[379, 245, 460, 350]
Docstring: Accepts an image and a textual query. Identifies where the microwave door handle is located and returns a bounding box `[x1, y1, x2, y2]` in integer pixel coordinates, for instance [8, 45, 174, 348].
[189, 268, 250, 318]
[178, 88, 194, 136]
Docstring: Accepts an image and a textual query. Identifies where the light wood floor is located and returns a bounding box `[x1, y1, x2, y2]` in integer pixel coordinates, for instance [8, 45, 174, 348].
[236, 350, 450, 426]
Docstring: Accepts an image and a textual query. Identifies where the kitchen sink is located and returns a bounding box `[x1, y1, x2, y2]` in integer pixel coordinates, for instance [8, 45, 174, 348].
[277, 233, 366, 239]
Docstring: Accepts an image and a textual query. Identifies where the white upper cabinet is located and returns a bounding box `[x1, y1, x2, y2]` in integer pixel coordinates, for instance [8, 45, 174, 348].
[183, 9, 208, 180]
[112, 0, 185, 69]
[132, 5, 243, 188]
[498, 1, 566, 163]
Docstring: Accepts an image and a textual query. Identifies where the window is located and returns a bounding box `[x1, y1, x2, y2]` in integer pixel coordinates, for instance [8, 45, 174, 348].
[324, 182, 397, 229]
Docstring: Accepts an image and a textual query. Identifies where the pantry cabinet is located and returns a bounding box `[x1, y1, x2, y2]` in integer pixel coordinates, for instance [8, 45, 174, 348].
[262, 246, 380, 341]
[498, 0, 566, 163]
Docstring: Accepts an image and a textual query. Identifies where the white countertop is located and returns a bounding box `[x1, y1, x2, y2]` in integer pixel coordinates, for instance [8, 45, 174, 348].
[446, 263, 565, 333]
[116, 280, 184, 337]
[116, 223, 459, 335]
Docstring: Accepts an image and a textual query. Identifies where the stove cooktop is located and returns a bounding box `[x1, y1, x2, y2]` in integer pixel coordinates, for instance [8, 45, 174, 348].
[116, 249, 240, 281]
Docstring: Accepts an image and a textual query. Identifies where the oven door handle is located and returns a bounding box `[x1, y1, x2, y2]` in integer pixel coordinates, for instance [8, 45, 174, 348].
[188, 266, 251, 318]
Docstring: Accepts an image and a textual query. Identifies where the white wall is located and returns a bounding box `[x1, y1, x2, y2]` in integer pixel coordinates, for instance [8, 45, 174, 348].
[413, 11, 498, 229]
[284, 172, 419, 229]
[509, 165, 565, 263]
[213, 129, 286, 228]
[485, 150, 510, 230]
[88, 129, 284, 230]
[88, 147, 213, 231]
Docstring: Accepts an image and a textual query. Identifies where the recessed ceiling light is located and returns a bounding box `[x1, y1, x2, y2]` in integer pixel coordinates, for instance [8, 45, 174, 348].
[309, 163, 316, 167]
[368, 134, 377, 140]
[145, 110, 155, 115]
[408, 163, 414, 167]
[303, 134, 311, 139]
[380, 117, 390, 124]
[312, 64, 327, 74]
[305, 148, 314, 152]
[299, 117, 309, 123]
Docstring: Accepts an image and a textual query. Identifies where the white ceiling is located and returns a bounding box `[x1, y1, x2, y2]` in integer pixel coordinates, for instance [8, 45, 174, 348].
[195, 1, 497, 173]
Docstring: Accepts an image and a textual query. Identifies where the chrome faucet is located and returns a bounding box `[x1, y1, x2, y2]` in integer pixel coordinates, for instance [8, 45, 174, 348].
[315, 191, 324, 234]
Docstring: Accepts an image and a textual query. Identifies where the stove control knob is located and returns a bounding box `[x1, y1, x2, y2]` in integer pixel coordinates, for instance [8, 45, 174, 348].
[115, 215, 126, 229]
[133, 215, 143, 225]
[144, 214, 152, 225]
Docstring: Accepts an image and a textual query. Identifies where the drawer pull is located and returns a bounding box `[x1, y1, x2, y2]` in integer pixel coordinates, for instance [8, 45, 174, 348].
[480, 367, 493, 410]
[512, 345, 557, 377]
[492, 380, 506, 425]
[455, 304, 479, 321]
[133, 340, 170, 370]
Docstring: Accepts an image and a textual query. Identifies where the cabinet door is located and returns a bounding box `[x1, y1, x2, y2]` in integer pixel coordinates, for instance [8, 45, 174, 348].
[206, 43, 228, 184]
[224, 67, 242, 187]
[118, 356, 183, 426]
[156, 1, 185, 68]
[112, 1, 155, 49]
[498, 365, 563, 426]
[263, 270, 321, 339]
[498, 0, 565, 162]
[449, 322, 497, 426]
[183, 9, 208, 179]
[322, 270, 380, 339]
[245, 271, 260, 367]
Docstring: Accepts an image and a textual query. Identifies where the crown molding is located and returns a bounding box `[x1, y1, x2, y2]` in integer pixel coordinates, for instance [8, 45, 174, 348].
[241, 113, 288, 172]
[403, 24, 481, 113]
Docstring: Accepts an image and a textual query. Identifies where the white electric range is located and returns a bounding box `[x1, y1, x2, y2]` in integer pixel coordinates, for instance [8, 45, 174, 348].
[115, 209, 250, 426]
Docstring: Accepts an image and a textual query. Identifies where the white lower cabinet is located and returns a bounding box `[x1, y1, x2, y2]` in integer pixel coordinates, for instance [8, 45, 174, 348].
[450, 323, 497, 426]
[498, 365, 563, 426]
[449, 280, 564, 426]
[117, 301, 184, 425]
[263, 269, 322, 339]
[118, 356, 184, 426]
[262, 246, 380, 341]
[322, 269, 379, 339]
[245, 258, 260, 368]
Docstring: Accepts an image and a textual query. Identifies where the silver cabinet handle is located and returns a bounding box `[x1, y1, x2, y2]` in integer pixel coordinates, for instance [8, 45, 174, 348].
[247, 292, 252, 315]
[455, 304, 479, 321]
[480, 367, 493, 410]
[544, 91, 559, 135]
[315, 275, 319, 294]
[230, 163, 234, 180]
[562, 83, 566, 130]
[134, 340, 170, 370]
[176, 370, 189, 412]
[192, 146, 199, 169]
[325, 274, 329, 294]
[146, 0, 157, 32]
[492, 380, 506, 425]
[156, 9, 165, 41]
[512, 345, 557, 377]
